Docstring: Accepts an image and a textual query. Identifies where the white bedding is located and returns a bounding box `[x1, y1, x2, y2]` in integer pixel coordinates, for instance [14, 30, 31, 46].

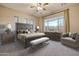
[18, 33, 45, 39]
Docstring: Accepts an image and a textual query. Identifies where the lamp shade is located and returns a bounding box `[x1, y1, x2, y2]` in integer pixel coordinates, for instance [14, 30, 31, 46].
[7, 24, 12, 29]
[37, 26, 39, 29]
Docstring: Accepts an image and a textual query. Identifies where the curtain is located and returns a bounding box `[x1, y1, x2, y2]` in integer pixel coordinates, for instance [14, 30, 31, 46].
[64, 9, 70, 33]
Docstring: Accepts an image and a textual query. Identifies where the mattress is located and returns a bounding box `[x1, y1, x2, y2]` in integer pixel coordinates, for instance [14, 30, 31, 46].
[18, 33, 45, 38]
[17, 33, 45, 42]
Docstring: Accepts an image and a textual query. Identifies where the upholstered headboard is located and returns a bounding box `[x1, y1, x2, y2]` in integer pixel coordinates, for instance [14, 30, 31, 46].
[16, 23, 33, 34]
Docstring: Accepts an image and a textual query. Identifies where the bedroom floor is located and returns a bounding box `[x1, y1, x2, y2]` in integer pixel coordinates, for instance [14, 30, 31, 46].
[0, 40, 79, 56]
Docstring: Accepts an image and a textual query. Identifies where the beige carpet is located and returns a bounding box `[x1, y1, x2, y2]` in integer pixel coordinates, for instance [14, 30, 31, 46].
[0, 40, 79, 56]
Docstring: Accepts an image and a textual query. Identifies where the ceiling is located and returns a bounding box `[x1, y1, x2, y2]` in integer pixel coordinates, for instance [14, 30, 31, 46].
[0, 3, 78, 17]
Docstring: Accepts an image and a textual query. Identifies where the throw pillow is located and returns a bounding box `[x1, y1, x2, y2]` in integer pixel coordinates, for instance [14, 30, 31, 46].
[75, 34, 79, 41]
[72, 33, 77, 39]
[63, 33, 69, 37]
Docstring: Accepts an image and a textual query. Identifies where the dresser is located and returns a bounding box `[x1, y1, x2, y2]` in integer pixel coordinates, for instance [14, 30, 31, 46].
[0, 31, 15, 45]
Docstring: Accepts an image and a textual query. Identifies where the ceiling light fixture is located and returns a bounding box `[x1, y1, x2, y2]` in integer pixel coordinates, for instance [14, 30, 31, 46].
[30, 3, 48, 12]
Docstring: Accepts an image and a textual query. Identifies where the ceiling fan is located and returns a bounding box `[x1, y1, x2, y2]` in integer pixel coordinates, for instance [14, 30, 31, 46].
[30, 3, 48, 12]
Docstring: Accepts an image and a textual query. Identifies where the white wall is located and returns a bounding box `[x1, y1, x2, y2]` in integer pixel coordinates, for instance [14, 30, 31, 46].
[69, 5, 79, 32]
[43, 5, 79, 32]
[0, 6, 37, 31]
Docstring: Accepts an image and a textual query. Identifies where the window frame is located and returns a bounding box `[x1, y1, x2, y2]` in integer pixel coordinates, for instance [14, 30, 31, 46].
[44, 16, 64, 32]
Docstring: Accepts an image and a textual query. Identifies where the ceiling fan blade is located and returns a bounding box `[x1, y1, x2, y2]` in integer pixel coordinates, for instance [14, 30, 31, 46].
[43, 8, 46, 10]
[43, 3, 48, 6]
[30, 6, 35, 8]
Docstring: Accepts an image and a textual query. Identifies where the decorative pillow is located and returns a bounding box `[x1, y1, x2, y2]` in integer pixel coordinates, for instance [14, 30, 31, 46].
[68, 32, 72, 37]
[25, 31, 28, 33]
[28, 31, 31, 33]
[63, 33, 69, 37]
[71, 33, 78, 39]
[23, 30, 26, 33]
[20, 30, 24, 33]
[69, 34, 73, 38]
[29, 29, 34, 33]
[75, 34, 79, 41]
[25, 29, 29, 33]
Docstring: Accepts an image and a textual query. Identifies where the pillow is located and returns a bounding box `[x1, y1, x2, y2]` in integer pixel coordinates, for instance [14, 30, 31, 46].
[25, 29, 29, 33]
[20, 30, 24, 33]
[69, 32, 72, 37]
[25, 31, 28, 33]
[63, 33, 69, 37]
[18, 30, 26, 34]
[29, 29, 34, 33]
[25, 29, 31, 34]
[27, 30, 31, 33]
[72, 33, 77, 39]
[75, 34, 79, 41]
[23, 30, 26, 33]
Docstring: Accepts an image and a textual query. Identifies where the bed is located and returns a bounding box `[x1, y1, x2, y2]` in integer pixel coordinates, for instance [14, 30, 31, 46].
[17, 33, 46, 48]
[16, 23, 46, 48]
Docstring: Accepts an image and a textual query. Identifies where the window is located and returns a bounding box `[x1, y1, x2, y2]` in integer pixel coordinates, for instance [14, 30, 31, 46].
[26, 19, 36, 31]
[44, 16, 64, 32]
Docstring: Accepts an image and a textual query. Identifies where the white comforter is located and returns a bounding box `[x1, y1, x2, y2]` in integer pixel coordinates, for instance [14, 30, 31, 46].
[18, 33, 45, 39]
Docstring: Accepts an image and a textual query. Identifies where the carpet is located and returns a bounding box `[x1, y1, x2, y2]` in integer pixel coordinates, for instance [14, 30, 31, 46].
[0, 40, 79, 56]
